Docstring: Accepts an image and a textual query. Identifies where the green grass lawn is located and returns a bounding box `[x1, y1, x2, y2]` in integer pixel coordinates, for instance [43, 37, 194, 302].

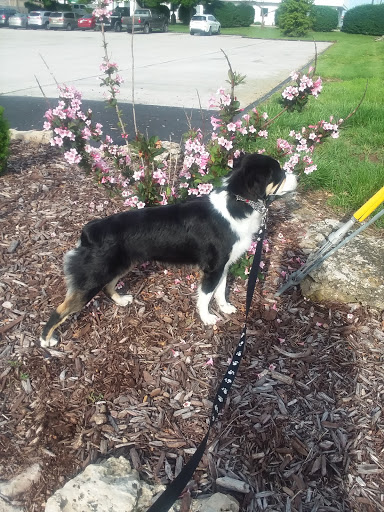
[170, 24, 384, 227]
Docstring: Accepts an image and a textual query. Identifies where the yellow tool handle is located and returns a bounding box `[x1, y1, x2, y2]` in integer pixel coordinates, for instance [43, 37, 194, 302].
[353, 186, 384, 222]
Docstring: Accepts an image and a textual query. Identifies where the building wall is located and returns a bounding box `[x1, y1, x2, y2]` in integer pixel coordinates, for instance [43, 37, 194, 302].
[213, 0, 347, 26]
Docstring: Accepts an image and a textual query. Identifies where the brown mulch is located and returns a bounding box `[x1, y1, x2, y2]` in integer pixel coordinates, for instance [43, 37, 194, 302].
[0, 141, 383, 512]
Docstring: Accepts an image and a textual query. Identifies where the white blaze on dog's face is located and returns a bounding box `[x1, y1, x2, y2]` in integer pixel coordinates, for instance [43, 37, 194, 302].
[266, 172, 298, 197]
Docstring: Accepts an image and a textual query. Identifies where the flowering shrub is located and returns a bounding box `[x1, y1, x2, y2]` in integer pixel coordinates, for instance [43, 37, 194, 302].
[281, 68, 323, 110]
[43, 15, 358, 278]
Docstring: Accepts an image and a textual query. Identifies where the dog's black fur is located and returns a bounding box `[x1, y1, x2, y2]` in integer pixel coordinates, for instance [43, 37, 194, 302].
[40, 154, 294, 347]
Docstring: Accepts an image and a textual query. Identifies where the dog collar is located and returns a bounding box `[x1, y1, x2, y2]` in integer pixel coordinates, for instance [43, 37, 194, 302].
[235, 195, 267, 214]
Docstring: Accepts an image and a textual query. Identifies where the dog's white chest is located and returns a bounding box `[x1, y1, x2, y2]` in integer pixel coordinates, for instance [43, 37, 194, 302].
[210, 191, 263, 264]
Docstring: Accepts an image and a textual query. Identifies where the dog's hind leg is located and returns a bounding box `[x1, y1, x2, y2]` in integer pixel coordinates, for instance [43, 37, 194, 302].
[103, 276, 133, 307]
[40, 290, 89, 348]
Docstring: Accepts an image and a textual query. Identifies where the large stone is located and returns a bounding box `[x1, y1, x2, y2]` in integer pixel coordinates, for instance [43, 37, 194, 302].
[190, 492, 240, 512]
[297, 216, 384, 309]
[44, 457, 239, 512]
[0, 463, 41, 499]
[9, 129, 53, 144]
[45, 457, 172, 512]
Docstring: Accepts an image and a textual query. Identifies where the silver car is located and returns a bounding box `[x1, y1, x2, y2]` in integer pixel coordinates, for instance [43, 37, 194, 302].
[0, 7, 17, 26]
[28, 11, 51, 29]
[48, 11, 79, 30]
[190, 14, 221, 35]
[8, 12, 28, 28]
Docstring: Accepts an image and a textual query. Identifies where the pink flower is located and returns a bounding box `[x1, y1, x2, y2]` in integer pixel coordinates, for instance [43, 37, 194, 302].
[210, 116, 222, 130]
[63, 148, 81, 164]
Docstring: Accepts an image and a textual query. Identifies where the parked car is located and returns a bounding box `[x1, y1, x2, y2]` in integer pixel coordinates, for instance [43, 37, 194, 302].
[189, 14, 221, 36]
[78, 14, 95, 30]
[0, 6, 17, 26]
[8, 12, 28, 28]
[121, 8, 168, 34]
[48, 11, 79, 30]
[71, 4, 88, 16]
[28, 10, 51, 29]
[95, 6, 130, 32]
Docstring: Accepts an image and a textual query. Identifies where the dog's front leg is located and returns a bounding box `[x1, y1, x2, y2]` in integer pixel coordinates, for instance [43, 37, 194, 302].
[197, 285, 217, 325]
[214, 267, 237, 315]
[197, 269, 226, 325]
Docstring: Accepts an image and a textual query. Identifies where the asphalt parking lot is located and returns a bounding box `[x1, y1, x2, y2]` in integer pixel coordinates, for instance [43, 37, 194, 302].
[0, 29, 331, 137]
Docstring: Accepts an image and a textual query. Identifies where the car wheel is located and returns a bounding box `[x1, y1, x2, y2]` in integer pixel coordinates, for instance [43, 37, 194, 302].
[207, 26, 212, 36]
[143, 24, 150, 34]
[217, 26, 221, 34]
[44, 22, 49, 29]
[162, 23, 168, 32]
[190, 30, 194, 35]
[67, 23, 73, 31]
[114, 23, 121, 32]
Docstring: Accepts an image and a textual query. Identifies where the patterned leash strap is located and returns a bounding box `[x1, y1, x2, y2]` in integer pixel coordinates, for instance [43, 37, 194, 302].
[146, 222, 266, 512]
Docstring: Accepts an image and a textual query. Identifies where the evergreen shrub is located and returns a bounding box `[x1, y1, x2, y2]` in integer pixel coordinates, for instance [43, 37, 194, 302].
[178, 4, 196, 24]
[342, 4, 384, 35]
[0, 106, 10, 176]
[311, 5, 338, 32]
[278, 0, 313, 36]
[157, 4, 170, 19]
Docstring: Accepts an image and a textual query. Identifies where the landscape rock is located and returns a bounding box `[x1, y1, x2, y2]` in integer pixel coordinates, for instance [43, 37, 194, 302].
[297, 216, 384, 309]
[0, 463, 41, 500]
[190, 492, 240, 512]
[0, 500, 23, 512]
[44, 457, 239, 512]
[9, 129, 52, 145]
[45, 457, 170, 512]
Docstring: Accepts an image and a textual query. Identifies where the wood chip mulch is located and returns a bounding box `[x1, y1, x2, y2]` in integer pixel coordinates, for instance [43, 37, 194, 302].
[0, 141, 383, 512]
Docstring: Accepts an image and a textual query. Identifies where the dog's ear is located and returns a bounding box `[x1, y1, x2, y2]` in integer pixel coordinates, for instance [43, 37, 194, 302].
[232, 152, 246, 170]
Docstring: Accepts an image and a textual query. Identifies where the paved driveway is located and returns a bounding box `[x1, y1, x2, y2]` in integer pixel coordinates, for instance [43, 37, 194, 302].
[0, 30, 331, 110]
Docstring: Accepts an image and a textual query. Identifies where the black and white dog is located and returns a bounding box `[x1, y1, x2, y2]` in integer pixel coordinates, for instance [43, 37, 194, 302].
[40, 154, 297, 347]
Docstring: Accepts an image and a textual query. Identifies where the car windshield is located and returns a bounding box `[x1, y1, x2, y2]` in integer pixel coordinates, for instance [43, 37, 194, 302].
[29, 12, 41, 16]
[81, 14, 92, 18]
[50, 13, 62, 17]
[192, 16, 207, 21]
[135, 10, 149, 15]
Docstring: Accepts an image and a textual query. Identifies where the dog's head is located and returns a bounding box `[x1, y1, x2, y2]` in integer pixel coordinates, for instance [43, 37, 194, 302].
[227, 153, 297, 201]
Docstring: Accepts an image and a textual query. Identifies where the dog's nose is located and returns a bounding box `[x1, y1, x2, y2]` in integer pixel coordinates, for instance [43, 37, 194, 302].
[283, 172, 298, 193]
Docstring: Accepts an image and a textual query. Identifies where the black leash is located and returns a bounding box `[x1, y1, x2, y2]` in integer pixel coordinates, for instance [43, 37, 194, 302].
[147, 219, 267, 512]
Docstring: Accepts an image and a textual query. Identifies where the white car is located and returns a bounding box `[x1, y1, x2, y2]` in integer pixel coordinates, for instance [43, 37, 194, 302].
[190, 14, 221, 36]
[28, 11, 51, 29]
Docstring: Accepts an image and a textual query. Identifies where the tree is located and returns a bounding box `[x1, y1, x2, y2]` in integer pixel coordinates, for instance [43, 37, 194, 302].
[278, 0, 313, 37]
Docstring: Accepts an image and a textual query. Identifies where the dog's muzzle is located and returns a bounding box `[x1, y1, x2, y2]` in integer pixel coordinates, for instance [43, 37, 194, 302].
[268, 173, 298, 202]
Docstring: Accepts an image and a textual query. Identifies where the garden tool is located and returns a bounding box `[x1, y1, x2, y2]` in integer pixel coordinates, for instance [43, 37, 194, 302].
[275, 185, 384, 296]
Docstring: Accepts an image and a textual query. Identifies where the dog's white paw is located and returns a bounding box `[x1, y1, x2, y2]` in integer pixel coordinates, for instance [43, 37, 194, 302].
[201, 313, 218, 326]
[40, 334, 59, 348]
[219, 303, 237, 315]
[113, 294, 133, 307]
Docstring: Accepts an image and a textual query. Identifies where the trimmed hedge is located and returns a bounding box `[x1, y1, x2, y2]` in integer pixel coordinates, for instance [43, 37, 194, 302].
[311, 5, 338, 32]
[207, 1, 254, 28]
[342, 4, 384, 35]
[0, 106, 10, 176]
